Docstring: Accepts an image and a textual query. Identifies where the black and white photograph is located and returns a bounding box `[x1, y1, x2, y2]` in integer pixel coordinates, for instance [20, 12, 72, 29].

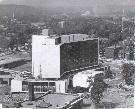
[0, 0, 134, 109]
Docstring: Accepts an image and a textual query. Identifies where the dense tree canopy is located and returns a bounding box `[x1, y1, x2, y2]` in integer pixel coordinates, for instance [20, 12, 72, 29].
[121, 63, 134, 85]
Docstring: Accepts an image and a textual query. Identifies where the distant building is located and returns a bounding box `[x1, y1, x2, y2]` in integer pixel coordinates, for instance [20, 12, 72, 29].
[42, 29, 53, 36]
[0, 69, 12, 86]
[81, 11, 91, 17]
[105, 46, 122, 59]
[31, 22, 46, 27]
[58, 21, 65, 28]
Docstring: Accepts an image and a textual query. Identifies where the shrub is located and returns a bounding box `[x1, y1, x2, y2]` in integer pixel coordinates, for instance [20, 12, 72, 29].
[121, 63, 134, 85]
[105, 66, 113, 79]
[91, 74, 108, 108]
[0, 85, 11, 95]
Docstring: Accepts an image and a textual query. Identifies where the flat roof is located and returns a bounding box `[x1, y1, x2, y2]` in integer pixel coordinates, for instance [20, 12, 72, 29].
[11, 93, 79, 109]
[73, 69, 104, 78]
[33, 34, 99, 45]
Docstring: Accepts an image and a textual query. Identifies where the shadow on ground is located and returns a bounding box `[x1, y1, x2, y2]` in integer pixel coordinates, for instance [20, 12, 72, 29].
[98, 102, 119, 109]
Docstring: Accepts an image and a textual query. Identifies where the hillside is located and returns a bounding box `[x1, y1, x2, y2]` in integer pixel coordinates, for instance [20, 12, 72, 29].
[0, 4, 135, 18]
[0, 4, 41, 17]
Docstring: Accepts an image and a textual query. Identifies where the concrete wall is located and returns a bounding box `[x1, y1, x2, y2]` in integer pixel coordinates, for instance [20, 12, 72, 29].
[41, 45, 60, 78]
[61, 34, 89, 44]
[73, 75, 90, 88]
[61, 35, 70, 43]
[56, 80, 67, 93]
[44, 38, 57, 45]
[42, 29, 53, 36]
[11, 79, 22, 92]
[32, 35, 49, 77]
[11, 80, 68, 93]
[32, 35, 61, 78]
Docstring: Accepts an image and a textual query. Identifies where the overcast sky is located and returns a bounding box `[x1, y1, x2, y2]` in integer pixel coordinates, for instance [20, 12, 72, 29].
[1, 0, 135, 7]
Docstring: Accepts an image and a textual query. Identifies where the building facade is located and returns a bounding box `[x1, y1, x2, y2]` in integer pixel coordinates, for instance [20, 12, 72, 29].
[11, 79, 68, 93]
[32, 33, 99, 79]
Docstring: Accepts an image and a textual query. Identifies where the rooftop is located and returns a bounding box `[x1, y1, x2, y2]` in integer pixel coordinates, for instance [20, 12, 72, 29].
[33, 34, 99, 45]
[73, 69, 104, 80]
[1, 93, 79, 109]
[22, 93, 79, 109]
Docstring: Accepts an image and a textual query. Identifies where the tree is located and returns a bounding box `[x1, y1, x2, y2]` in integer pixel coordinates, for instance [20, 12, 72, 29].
[121, 63, 134, 85]
[128, 42, 134, 60]
[99, 38, 109, 56]
[91, 74, 107, 108]
[8, 36, 18, 50]
[105, 66, 113, 79]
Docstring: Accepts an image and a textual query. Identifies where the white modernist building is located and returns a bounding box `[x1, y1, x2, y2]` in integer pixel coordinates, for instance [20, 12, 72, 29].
[32, 35, 61, 78]
[11, 29, 99, 93]
[32, 32, 99, 79]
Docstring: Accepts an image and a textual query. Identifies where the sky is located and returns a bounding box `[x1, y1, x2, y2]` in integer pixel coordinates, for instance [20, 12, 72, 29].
[0, 0, 135, 7]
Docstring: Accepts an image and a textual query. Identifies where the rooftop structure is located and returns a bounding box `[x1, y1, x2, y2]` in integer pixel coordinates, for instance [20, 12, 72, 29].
[31, 22, 46, 27]
[42, 29, 53, 36]
[58, 21, 65, 28]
